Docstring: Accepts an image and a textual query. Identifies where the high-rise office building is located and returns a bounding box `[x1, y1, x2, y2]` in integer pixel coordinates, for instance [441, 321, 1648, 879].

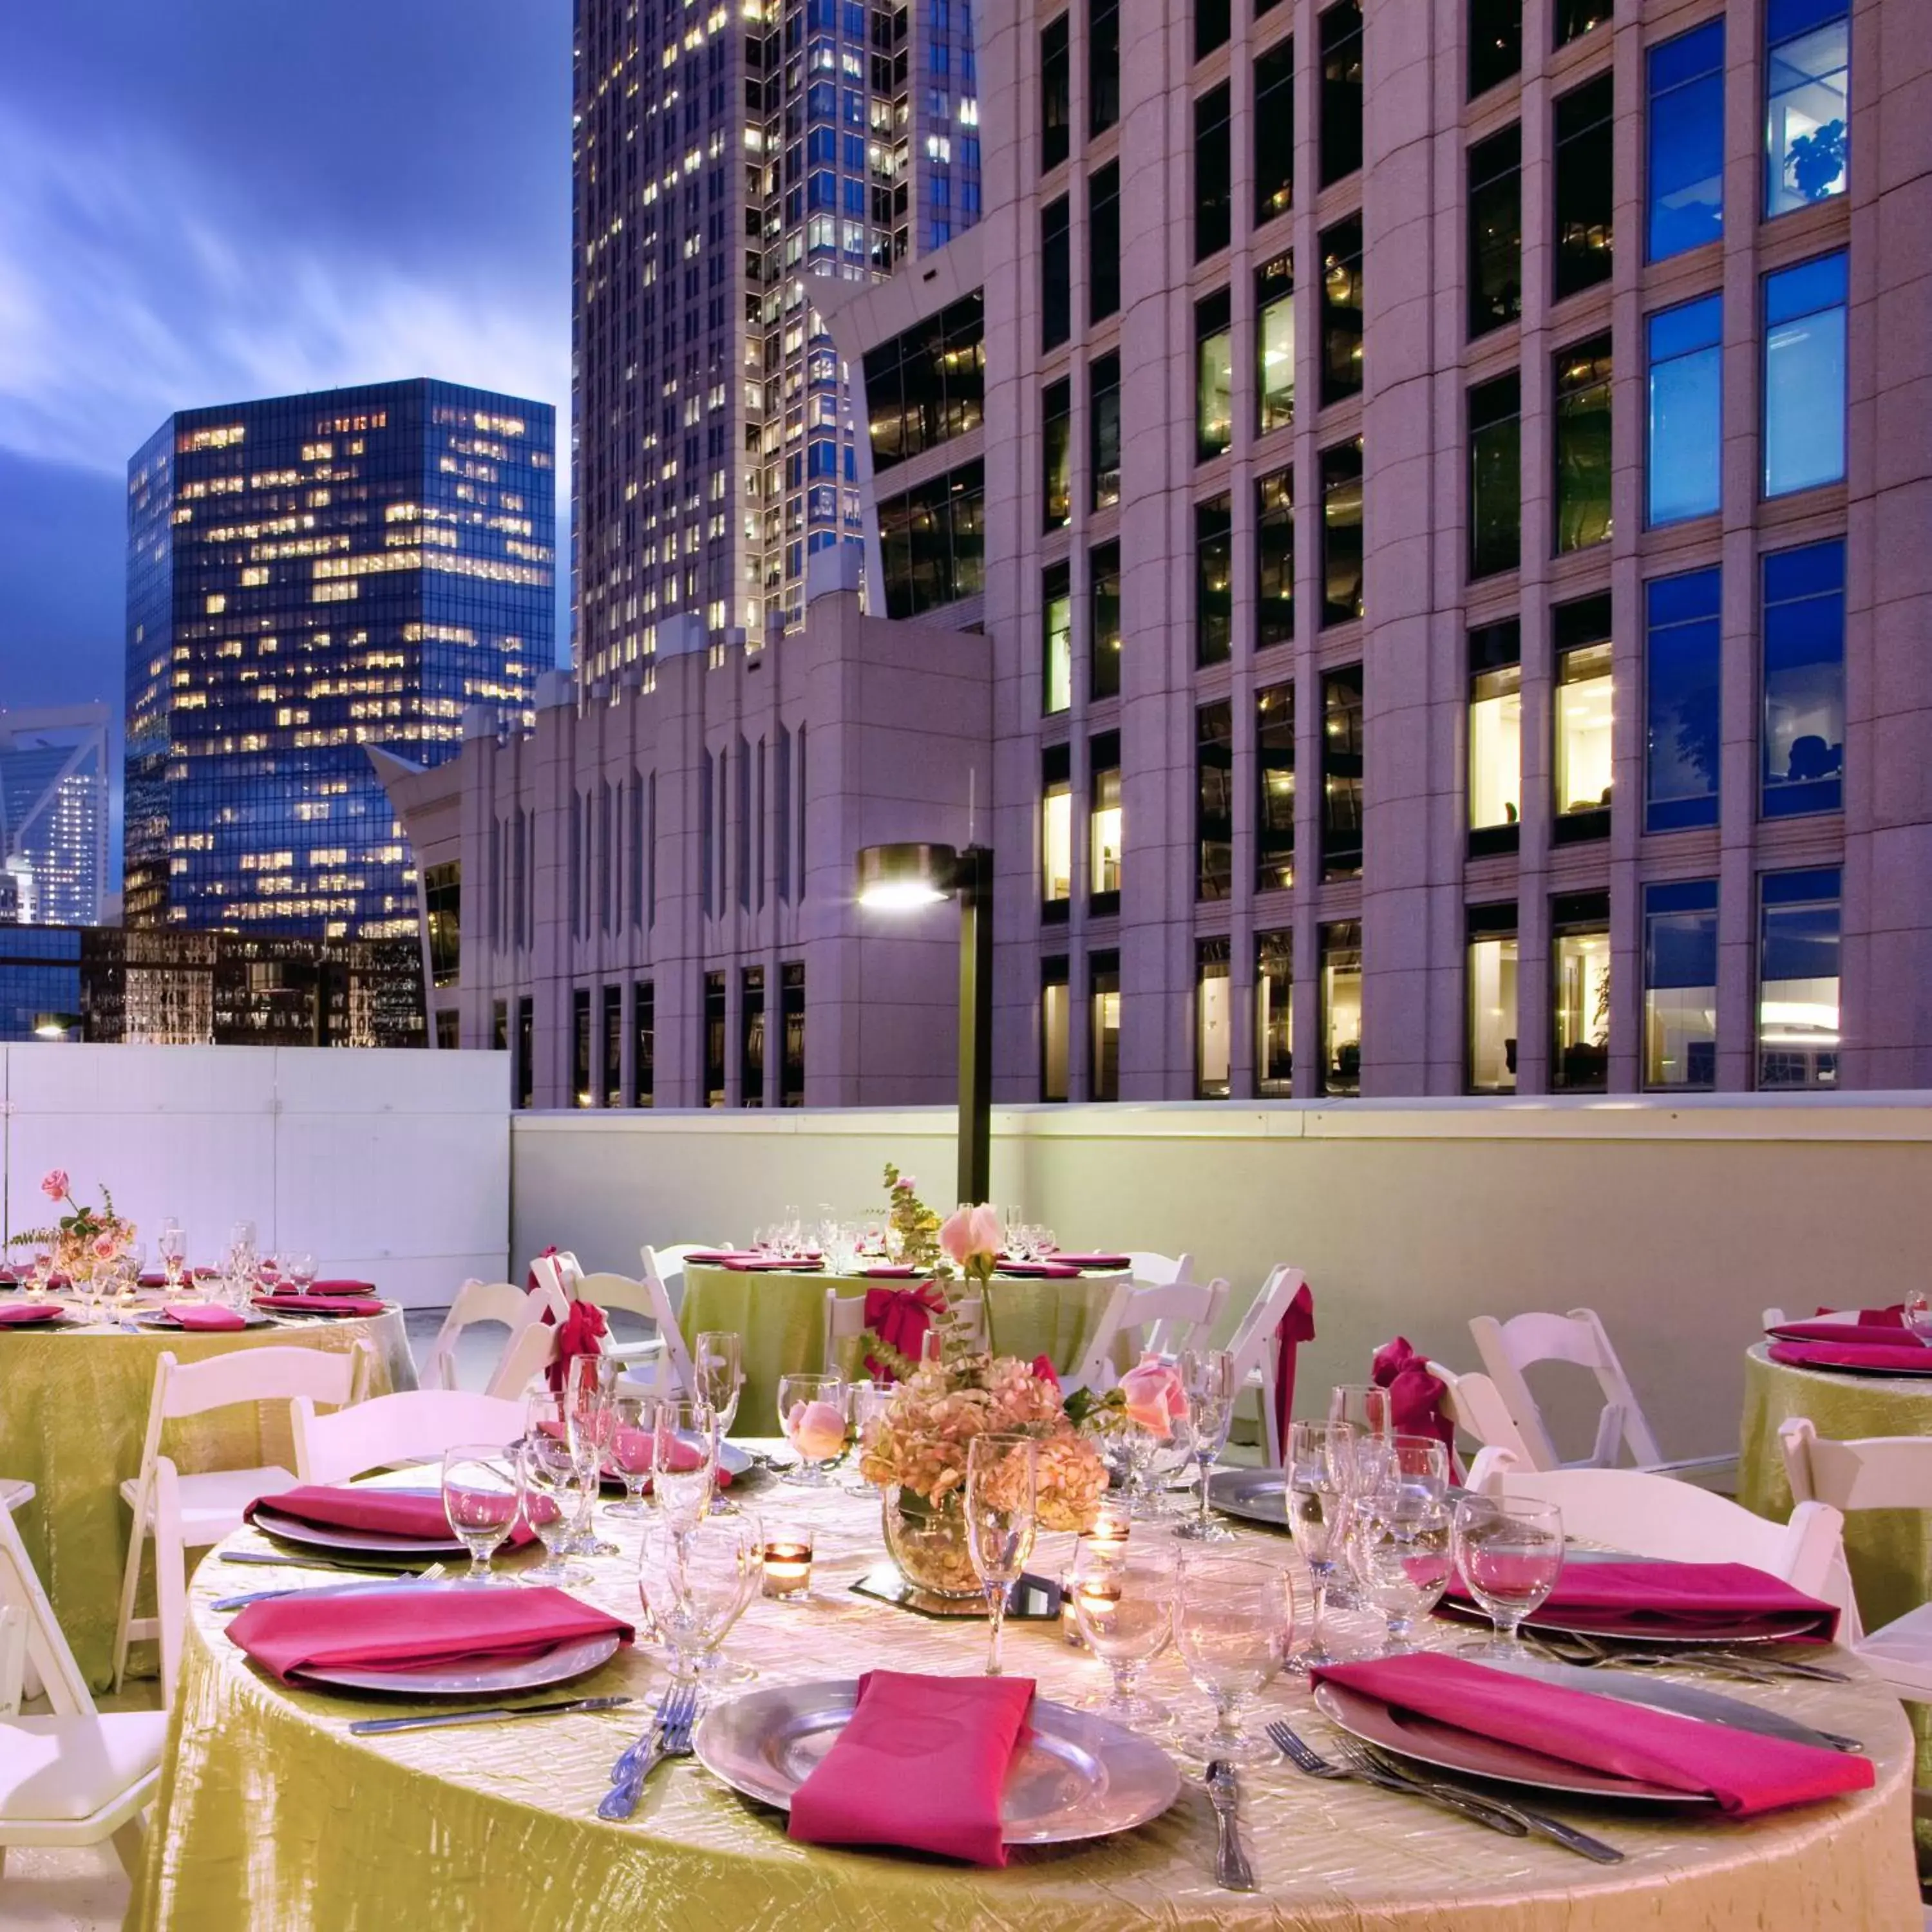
[0, 705, 109, 927]
[125, 379, 555, 939]
[570, 0, 981, 688]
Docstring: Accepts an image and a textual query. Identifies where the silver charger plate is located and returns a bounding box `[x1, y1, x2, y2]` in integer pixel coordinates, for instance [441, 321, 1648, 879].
[253, 1298, 388, 1320]
[1432, 1596, 1823, 1647]
[252, 1492, 468, 1560]
[694, 1678, 1181, 1844]
[136, 1307, 275, 1331]
[1208, 1467, 1292, 1529]
[1313, 1680, 1716, 1805]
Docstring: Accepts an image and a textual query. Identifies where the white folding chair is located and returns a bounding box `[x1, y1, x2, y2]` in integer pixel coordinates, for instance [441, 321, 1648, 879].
[530, 1250, 583, 1291]
[1223, 1265, 1309, 1466]
[1468, 1307, 1667, 1471]
[1425, 1361, 1535, 1490]
[649, 1244, 716, 1302]
[424, 1277, 567, 1393]
[1475, 1461, 1846, 1607]
[636, 1246, 696, 1394]
[0, 1482, 34, 1515]
[1066, 1276, 1229, 1394]
[1763, 1307, 1859, 1331]
[1124, 1251, 1195, 1287]
[571, 1270, 667, 1368]
[822, 1289, 984, 1376]
[0, 1492, 171, 1881]
[294, 1389, 529, 1482]
[486, 1318, 560, 1401]
[111, 1340, 370, 1690]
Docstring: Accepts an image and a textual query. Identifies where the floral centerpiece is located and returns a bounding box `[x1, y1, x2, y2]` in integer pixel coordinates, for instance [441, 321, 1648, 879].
[9, 1170, 137, 1279]
[858, 1200, 1108, 1596]
[881, 1162, 943, 1272]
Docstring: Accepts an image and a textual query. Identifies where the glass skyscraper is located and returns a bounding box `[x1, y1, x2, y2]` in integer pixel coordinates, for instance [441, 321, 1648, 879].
[126, 379, 554, 938]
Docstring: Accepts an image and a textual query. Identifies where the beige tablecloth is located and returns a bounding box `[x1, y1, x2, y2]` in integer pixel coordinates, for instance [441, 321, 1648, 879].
[132, 1450, 1918, 1931]
[0, 1299, 415, 1690]
[681, 1265, 1128, 1430]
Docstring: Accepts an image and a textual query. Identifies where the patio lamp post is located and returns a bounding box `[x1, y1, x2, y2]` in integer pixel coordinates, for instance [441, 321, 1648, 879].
[855, 842, 994, 1208]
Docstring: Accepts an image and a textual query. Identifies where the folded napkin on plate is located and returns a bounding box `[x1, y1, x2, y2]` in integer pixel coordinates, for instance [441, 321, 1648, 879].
[719, 1256, 822, 1272]
[860, 1264, 918, 1279]
[1443, 1558, 1839, 1642]
[0, 1303, 62, 1325]
[1768, 1339, 1932, 1378]
[1046, 1251, 1131, 1271]
[1767, 1320, 1927, 1347]
[163, 1303, 247, 1331]
[254, 1293, 385, 1316]
[1310, 1654, 1870, 1815]
[227, 1581, 634, 1683]
[788, 1671, 1034, 1864]
[995, 1261, 1081, 1279]
[309, 1278, 378, 1296]
[245, 1483, 539, 1548]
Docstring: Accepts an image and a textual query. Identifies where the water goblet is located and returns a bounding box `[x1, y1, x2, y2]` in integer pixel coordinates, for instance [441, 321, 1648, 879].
[28, 1242, 53, 1300]
[1451, 1495, 1565, 1657]
[287, 1252, 319, 1296]
[652, 1399, 719, 1535]
[693, 1331, 744, 1512]
[158, 1218, 186, 1291]
[605, 1394, 657, 1519]
[441, 1445, 523, 1583]
[519, 1428, 596, 1586]
[776, 1372, 846, 1486]
[1175, 1349, 1238, 1541]
[1350, 1477, 1454, 1654]
[1329, 1383, 1393, 1442]
[1285, 1419, 1355, 1669]
[841, 1379, 894, 1492]
[964, 1434, 1038, 1676]
[1175, 1551, 1294, 1763]
[638, 1512, 763, 1705]
[1069, 1538, 1176, 1727]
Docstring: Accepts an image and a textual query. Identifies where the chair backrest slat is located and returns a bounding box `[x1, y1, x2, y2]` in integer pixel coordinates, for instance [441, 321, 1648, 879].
[294, 1388, 527, 1483]
[1469, 1307, 1665, 1471]
[1066, 1276, 1227, 1394]
[0, 1492, 95, 1717]
[638, 1247, 696, 1395]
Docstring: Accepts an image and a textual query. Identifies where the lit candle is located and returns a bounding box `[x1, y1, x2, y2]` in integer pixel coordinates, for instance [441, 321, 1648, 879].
[1089, 1502, 1132, 1550]
[761, 1537, 813, 1599]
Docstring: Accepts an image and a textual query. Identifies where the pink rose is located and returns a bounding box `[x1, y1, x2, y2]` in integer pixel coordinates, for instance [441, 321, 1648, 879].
[894, 1175, 915, 1192]
[1030, 1353, 1061, 1394]
[40, 1170, 68, 1202]
[1119, 1357, 1189, 1437]
[786, 1399, 848, 1461]
[939, 1202, 1004, 1272]
[91, 1234, 118, 1261]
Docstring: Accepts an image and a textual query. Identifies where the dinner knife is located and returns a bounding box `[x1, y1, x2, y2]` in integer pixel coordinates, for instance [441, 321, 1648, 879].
[1204, 1760, 1256, 1891]
[350, 1694, 634, 1736]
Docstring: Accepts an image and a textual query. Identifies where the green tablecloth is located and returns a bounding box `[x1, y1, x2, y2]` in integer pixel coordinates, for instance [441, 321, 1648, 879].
[680, 1265, 1126, 1432]
[0, 1302, 416, 1690]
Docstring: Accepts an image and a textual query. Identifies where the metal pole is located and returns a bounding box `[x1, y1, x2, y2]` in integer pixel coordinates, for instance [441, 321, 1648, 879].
[955, 845, 994, 1206]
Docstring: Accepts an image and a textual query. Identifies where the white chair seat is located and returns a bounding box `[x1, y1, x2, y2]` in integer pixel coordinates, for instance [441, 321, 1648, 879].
[1857, 1604, 1932, 1701]
[0, 1712, 167, 1823]
[0, 1481, 34, 1512]
[120, 1464, 294, 1542]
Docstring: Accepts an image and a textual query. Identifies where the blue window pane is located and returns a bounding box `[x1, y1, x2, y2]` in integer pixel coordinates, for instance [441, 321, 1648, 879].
[1764, 254, 1848, 496]
[1761, 538, 1845, 819]
[1647, 21, 1725, 262]
[1645, 566, 1721, 831]
[1766, 3, 1849, 218]
[1759, 867, 1840, 1088]
[1647, 293, 1722, 525]
[1643, 879, 1719, 1089]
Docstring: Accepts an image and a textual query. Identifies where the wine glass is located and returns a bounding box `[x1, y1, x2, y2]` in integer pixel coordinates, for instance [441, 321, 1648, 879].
[1350, 1474, 1455, 1654]
[28, 1242, 53, 1300]
[1285, 1419, 1354, 1669]
[1175, 1551, 1294, 1763]
[287, 1252, 319, 1296]
[776, 1372, 846, 1485]
[441, 1445, 523, 1583]
[1905, 1291, 1932, 1347]
[1070, 1537, 1176, 1727]
[1451, 1495, 1566, 1657]
[521, 1393, 595, 1585]
[1175, 1349, 1238, 1542]
[842, 1379, 894, 1492]
[652, 1399, 719, 1535]
[563, 1356, 623, 1557]
[605, 1394, 657, 1518]
[638, 1513, 762, 1701]
[158, 1218, 187, 1291]
[1329, 1383, 1392, 1441]
[693, 1331, 743, 1511]
[963, 1433, 1037, 1676]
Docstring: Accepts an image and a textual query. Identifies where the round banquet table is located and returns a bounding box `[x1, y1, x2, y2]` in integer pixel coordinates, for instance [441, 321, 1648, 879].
[681, 1265, 1129, 1431]
[0, 1294, 417, 1691]
[132, 1451, 1917, 1931]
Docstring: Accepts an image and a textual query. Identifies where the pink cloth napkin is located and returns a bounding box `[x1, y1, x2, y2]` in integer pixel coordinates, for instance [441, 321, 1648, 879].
[1768, 1320, 1927, 1347]
[544, 1299, 607, 1394]
[996, 1260, 1081, 1278]
[1769, 1338, 1932, 1377]
[789, 1671, 1034, 1864]
[163, 1303, 247, 1331]
[1444, 1558, 1839, 1642]
[719, 1256, 823, 1271]
[309, 1278, 377, 1296]
[861, 1264, 918, 1279]
[862, 1281, 945, 1381]
[245, 1484, 542, 1548]
[1311, 1654, 1870, 1814]
[227, 1582, 632, 1683]
[1372, 1335, 1458, 1466]
[1273, 1281, 1316, 1452]
[0, 1303, 62, 1325]
[254, 1293, 385, 1316]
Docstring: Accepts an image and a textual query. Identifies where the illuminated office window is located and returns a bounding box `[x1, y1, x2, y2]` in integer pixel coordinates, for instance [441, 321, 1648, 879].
[1042, 744, 1073, 914]
[1197, 290, 1234, 461]
[1468, 622, 1521, 856]
[1766, 0, 1849, 220]
[1553, 593, 1613, 841]
[741, 966, 765, 1108]
[1466, 903, 1519, 1095]
[1643, 880, 1718, 1090]
[1197, 938, 1232, 1098]
[1320, 920, 1362, 1095]
[1257, 253, 1296, 433]
[1041, 15, 1071, 171]
[1043, 562, 1073, 715]
[1256, 930, 1294, 1095]
[1042, 956, 1070, 1100]
[1043, 379, 1072, 531]
[1090, 730, 1122, 911]
[1758, 868, 1840, 1090]
[1090, 354, 1122, 511]
[1469, 0, 1520, 97]
[1763, 253, 1848, 498]
[1551, 891, 1610, 1091]
[1647, 294, 1721, 527]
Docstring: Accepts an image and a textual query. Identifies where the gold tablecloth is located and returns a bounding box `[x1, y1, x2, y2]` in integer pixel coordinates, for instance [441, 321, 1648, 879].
[0, 1300, 415, 1690]
[681, 1266, 1127, 1429]
[132, 1451, 1918, 1931]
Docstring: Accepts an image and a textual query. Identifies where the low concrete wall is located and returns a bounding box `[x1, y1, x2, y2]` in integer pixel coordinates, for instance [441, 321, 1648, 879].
[511, 1095, 1932, 1462]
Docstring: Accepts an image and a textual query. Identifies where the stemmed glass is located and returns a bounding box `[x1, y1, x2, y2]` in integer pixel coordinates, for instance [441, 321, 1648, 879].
[605, 1394, 657, 1518]
[441, 1444, 524, 1584]
[776, 1372, 846, 1485]
[27, 1242, 53, 1300]
[1350, 1454, 1454, 1654]
[963, 1433, 1038, 1677]
[842, 1380, 893, 1492]
[521, 1392, 596, 1586]
[116, 1242, 147, 1327]
[1905, 1291, 1932, 1347]
[1070, 1538, 1176, 1728]
[1285, 1419, 1354, 1669]
[1329, 1383, 1392, 1441]
[638, 1513, 762, 1705]
[1451, 1495, 1565, 1657]
[158, 1219, 187, 1292]
[651, 1399, 719, 1536]
[286, 1252, 319, 1296]
[564, 1356, 623, 1557]
[1175, 1551, 1294, 1763]
[693, 1331, 743, 1513]
[1175, 1349, 1238, 1542]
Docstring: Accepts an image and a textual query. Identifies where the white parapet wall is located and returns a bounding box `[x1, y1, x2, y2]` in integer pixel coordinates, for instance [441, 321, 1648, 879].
[3, 1043, 510, 1305]
[511, 1095, 1932, 1463]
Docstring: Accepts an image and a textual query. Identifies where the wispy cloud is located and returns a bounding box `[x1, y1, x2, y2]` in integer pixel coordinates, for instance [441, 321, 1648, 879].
[0, 103, 569, 478]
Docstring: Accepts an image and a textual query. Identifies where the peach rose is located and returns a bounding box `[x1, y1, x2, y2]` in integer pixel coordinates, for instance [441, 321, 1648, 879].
[786, 1398, 848, 1461]
[41, 1170, 68, 1202]
[939, 1202, 1004, 1273]
[1118, 1357, 1189, 1437]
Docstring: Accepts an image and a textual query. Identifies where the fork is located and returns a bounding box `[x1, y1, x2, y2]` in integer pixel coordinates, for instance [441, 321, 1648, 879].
[600, 1681, 699, 1820]
[1269, 1721, 1529, 1840]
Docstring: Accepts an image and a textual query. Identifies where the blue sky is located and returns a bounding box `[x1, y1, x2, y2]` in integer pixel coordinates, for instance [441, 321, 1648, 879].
[0, 0, 574, 732]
